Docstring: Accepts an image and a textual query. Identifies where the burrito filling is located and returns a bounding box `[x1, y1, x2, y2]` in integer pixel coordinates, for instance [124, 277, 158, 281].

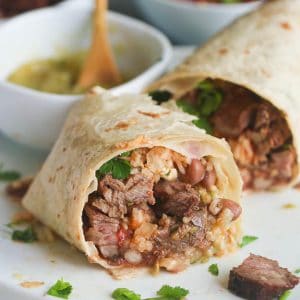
[83, 146, 241, 272]
[152, 80, 297, 190]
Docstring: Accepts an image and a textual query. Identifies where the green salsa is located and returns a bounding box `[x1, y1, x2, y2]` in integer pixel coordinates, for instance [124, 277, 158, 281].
[7, 51, 115, 95]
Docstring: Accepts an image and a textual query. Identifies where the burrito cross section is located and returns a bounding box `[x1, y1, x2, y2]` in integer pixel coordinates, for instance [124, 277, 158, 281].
[147, 0, 300, 191]
[22, 91, 242, 278]
[178, 80, 297, 191]
[83, 146, 241, 271]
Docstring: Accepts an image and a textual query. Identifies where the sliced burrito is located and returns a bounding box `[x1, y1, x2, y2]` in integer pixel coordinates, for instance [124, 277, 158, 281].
[22, 90, 242, 279]
[148, 0, 300, 191]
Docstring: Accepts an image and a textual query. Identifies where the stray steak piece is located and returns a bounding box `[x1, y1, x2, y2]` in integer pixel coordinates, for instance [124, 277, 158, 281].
[153, 180, 200, 217]
[228, 254, 299, 300]
[93, 174, 155, 218]
[5, 177, 33, 200]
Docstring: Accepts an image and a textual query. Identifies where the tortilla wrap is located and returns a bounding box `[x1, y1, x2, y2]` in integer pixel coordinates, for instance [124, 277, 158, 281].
[147, 0, 300, 191]
[22, 89, 242, 278]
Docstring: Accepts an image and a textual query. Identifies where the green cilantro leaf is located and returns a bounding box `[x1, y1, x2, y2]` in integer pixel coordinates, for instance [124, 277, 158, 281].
[239, 235, 258, 248]
[0, 164, 21, 181]
[197, 80, 223, 117]
[112, 288, 141, 300]
[208, 263, 219, 276]
[156, 285, 189, 299]
[149, 90, 173, 104]
[96, 158, 131, 180]
[120, 151, 132, 157]
[175, 80, 223, 134]
[279, 290, 292, 300]
[294, 268, 300, 274]
[192, 118, 213, 134]
[12, 226, 37, 243]
[176, 99, 199, 116]
[47, 279, 73, 299]
[112, 285, 189, 300]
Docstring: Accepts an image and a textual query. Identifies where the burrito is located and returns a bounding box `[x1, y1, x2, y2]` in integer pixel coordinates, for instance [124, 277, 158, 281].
[22, 89, 242, 278]
[148, 0, 300, 191]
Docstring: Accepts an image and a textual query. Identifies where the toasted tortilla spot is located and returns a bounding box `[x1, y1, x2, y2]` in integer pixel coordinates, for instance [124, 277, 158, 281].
[48, 176, 55, 183]
[261, 68, 272, 78]
[20, 281, 44, 288]
[137, 110, 169, 118]
[280, 22, 292, 30]
[115, 135, 150, 150]
[218, 48, 228, 55]
[105, 120, 137, 132]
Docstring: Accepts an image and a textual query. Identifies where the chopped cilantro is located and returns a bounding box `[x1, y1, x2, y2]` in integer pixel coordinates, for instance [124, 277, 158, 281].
[197, 80, 222, 117]
[279, 290, 292, 300]
[294, 268, 300, 274]
[47, 279, 72, 299]
[149, 90, 173, 104]
[112, 288, 141, 300]
[96, 157, 131, 180]
[112, 285, 189, 300]
[176, 80, 223, 133]
[197, 80, 215, 90]
[12, 226, 37, 243]
[0, 164, 21, 181]
[176, 99, 199, 116]
[156, 285, 189, 299]
[192, 118, 212, 134]
[208, 263, 219, 276]
[120, 151, 132, 157]
[239, 235, 258, 248]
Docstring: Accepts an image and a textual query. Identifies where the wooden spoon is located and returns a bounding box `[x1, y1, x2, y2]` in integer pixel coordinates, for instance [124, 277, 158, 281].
[77, 0, 122, 89]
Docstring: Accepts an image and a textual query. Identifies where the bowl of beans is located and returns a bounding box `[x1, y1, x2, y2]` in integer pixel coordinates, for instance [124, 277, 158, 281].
[133, 0, 262, 44]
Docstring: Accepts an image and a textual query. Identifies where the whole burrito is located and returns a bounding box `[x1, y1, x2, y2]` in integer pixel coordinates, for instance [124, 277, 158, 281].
[22, 89, 242, 279]
[148, 0, 300, 191]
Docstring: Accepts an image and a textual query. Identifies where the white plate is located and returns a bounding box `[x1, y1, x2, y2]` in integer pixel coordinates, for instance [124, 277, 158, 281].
[0, 48, 299, 300]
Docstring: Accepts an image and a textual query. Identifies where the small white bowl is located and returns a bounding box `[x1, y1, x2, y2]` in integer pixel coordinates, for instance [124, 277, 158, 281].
[134, 0, 262, 45]
[0, 1, 172, 150]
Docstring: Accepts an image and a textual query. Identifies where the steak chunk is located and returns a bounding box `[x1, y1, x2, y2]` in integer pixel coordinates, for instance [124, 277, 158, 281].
[84, 205, 120, 258]
[153, 180, 200, 217]
[93, 174, 154, 218]
[228, 254, 299, 300]
[210, 86, 258, 138]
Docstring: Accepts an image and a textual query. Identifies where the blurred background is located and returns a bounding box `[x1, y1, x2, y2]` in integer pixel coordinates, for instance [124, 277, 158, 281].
[0, 0, 262, 45]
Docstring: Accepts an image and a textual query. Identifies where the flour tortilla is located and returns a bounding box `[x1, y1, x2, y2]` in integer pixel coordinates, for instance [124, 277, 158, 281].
[147, 0, 300, 188]
[22, 89, 242, 278]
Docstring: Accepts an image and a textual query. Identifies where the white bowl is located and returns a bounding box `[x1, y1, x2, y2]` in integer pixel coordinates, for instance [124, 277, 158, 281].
[133, 0, 262, 45]
[0, 1, 172, 150]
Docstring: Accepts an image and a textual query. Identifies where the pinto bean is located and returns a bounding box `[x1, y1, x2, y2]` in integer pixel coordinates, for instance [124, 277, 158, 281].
[183, 159, 205, 186]
[202, 169, 217, 189]
[209, 198, 223, 216]
[220, 199, 242, 221]
[209, 198, 242, 221]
